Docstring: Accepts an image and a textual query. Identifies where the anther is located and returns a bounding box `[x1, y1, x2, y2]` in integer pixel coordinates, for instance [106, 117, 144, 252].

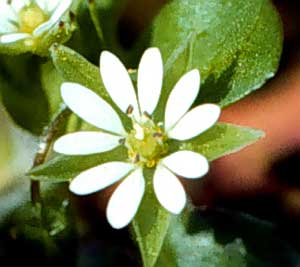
[153, 132, 163, 138]
[143, 111, 152, 119]
[59, 21, 64, 28]
[133, 154, 140, 163]
[126, 105, 134, 115]
[118, 138, 126, 145]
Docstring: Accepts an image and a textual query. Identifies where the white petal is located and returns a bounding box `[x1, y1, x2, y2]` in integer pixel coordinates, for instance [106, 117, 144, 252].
[35, 0, 48, 11]
[162, 151, 209, 179]
[10, 0, 27, 13]
[33, 20, 54, 36]
[69, 162, 134, 195]
[0, 21, 18, 34]
[49, 0, 71, 22]
[33, 0, 71, 36]
[53, 131, 121, 155]
[164, 69, 200, 131]
[153, 165, 186, 214]
[36, 0, 60, 13]
[106, 168, 144, 229]
[0, 3, 19, 27]
[0, 33, 30, 43]
[100, 51, 140, 120]
[137, 47, 163, 115]
[168, 104, 220, 141]
[61, 83, 126, 135]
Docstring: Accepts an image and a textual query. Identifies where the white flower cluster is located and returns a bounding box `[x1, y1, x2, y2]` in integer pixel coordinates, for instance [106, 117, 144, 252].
[54, 48, 221, 229]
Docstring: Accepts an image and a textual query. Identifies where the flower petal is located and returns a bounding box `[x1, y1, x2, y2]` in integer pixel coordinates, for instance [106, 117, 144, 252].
[167, 104, 221, 140]
[36, 0, 59, 13]
[9, 0, 26, 13]
[33, 21, 54, 36]
[0, 21, 17, 34]
[0, 33, 30, 43]
[53, 131, 121, 155]
[106, 168, 144, 229]
[49, 0, 71, 22]
[61, 82, 126, 135]
[137, 47, 163, 115]
[100, 51, 140, 120]
[162, 151, 209, 179]
[33, 0, 71, 36]
[0, 3, 19, 28]
[164, 69, 200, 131]
[69, 162, 134, 195]
[153, 165, 186, 214]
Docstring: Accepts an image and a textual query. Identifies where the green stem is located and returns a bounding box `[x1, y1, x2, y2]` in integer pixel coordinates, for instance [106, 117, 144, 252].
[30, 105, 71, 205]
[87, 0, 106, 47]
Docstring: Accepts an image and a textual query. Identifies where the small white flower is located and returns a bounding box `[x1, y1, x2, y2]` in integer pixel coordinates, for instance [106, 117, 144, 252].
[0, 0, 72, 45]
[54, 48, 221, 229]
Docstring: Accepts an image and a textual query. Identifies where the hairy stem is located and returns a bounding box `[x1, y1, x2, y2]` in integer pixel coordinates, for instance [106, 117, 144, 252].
[31, 105, 71, 205]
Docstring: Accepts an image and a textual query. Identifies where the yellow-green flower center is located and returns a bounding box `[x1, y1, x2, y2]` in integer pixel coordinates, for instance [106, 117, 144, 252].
[126, 119, 168, 168]
[19, 4, 48, 33]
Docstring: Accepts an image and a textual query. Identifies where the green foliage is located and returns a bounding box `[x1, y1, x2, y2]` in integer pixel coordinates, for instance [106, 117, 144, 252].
[0, 0, 285, 266]
[151, 0, 282, 121]
[132, 123, 263, 267]
[28, 145, 128, 182]
[0, 55, 49, 134]
[50, 44, 131, 127]
[132, 169, 172, 267]
[155, 210, 247, 267]
[171, 123, 265, 160]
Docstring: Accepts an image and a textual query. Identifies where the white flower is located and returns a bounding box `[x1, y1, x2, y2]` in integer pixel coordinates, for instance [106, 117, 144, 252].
[0, 0, 72, 45]
[54, 48, 221, 229]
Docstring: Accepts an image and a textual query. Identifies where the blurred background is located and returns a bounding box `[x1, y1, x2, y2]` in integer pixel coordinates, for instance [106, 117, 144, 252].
[0, 0, 299, 266]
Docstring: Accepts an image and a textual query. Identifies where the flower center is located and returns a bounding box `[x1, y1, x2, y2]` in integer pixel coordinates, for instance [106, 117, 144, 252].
[19, 4, 48, 33]
[125, 118, 168, 168]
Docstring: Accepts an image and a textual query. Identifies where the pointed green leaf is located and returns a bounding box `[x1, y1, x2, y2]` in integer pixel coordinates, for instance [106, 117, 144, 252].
[151, 0, 282, 120]
[169, 123, 264, 161]
[50, 44, 103, 95]
[49, 44, 130, 127]
[28, 146, 127, 182]
[132, 169, 173, 267]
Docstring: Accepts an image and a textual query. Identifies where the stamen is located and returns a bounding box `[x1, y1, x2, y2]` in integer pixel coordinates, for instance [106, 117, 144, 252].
[126, 105, 134, 115]
[143, 111, 152, 119]
[133, 154, 140, 163]
[153, 132, 163, 138]
[118, 138, 126, 145]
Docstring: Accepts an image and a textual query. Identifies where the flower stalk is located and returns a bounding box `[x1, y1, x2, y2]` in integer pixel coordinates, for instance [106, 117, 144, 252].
[30, 105, 71, 205]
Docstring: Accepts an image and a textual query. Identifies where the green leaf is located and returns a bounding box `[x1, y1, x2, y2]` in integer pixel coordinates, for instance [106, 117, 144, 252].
[49, 44, 131, 128]
[170, 123, 264, 161]
[27, 145, 127, 182]
[155, 209, 247, 267]
[132, 168, 173, 267]
[0, 55, 49, 134]
[151, 0, 282, 120]
[154, 207, 300, 267]
[50, 44, 103, 94]
[40, 61, 65, 118]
